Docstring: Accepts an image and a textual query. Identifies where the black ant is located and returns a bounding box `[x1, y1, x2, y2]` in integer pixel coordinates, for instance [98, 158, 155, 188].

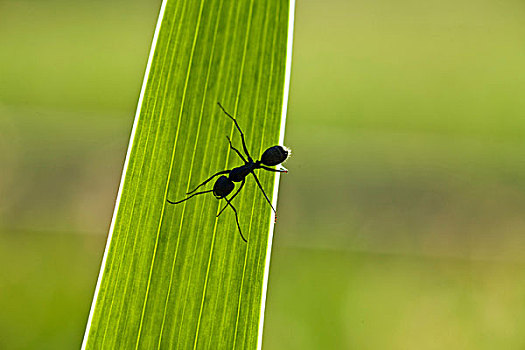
[167, 102, 289, 242]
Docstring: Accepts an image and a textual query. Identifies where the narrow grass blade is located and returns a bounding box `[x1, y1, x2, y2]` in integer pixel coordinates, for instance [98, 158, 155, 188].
[82, 0, 294, 348]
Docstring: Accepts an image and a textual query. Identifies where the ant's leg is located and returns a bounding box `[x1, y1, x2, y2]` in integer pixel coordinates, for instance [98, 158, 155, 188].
[187, 170, 230, 194]
[251, 172, 276, 213]
[226, 136, 246, 163]
[260, 165, 288, 173]
[217, 102, 253, 162]
[223, 197, 247, 242]
[167, 190, 213, 204]
[217, 179, 245, 217]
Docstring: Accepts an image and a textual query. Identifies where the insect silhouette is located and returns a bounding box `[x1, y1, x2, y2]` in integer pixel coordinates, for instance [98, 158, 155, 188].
[167, 102, 289, 242]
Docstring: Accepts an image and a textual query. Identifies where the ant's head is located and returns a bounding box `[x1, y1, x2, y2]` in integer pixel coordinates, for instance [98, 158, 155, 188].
[213, 175, 234, 199]
[260, 145, 290, 166]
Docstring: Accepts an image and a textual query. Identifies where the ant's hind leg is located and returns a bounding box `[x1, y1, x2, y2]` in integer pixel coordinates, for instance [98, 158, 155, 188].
[187, 170, 230, 194]
[217, 102, 253, 162]
[251, 172, 276, 213]
[260, 165, 288, 173]
[226, 136, 246, 162]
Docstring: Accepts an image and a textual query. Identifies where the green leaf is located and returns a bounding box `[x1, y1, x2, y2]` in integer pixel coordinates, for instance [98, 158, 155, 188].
[82, 0, 294, 348]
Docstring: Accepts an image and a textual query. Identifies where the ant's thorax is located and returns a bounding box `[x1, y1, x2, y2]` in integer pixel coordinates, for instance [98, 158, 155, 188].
[229, 161, 257, 182]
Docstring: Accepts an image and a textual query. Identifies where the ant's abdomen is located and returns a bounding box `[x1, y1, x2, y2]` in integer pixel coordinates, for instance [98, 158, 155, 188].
[261, 146, 289, 166]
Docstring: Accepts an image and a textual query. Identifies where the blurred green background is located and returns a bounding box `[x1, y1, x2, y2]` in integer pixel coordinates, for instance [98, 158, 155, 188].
[2, 0, 525, 348]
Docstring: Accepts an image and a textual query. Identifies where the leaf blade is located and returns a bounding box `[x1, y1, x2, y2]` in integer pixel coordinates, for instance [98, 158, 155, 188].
[83, 0, 294, 348]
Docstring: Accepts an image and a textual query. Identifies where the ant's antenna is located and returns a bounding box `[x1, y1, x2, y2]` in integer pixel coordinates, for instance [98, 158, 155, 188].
[167, 190, 213, 204]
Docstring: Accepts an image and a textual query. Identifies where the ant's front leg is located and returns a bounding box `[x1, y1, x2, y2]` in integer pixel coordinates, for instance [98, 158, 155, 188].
[217, 179, 245, 217]
[187, 170, 230, 194]
[222, 196, 247, 242]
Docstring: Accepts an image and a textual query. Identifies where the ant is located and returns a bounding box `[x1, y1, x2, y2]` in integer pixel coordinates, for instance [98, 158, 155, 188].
[167, 102, 289, 242]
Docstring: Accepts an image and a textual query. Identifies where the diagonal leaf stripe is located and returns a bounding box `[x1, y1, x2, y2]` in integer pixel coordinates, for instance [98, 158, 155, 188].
[82, 0, 294, 348]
